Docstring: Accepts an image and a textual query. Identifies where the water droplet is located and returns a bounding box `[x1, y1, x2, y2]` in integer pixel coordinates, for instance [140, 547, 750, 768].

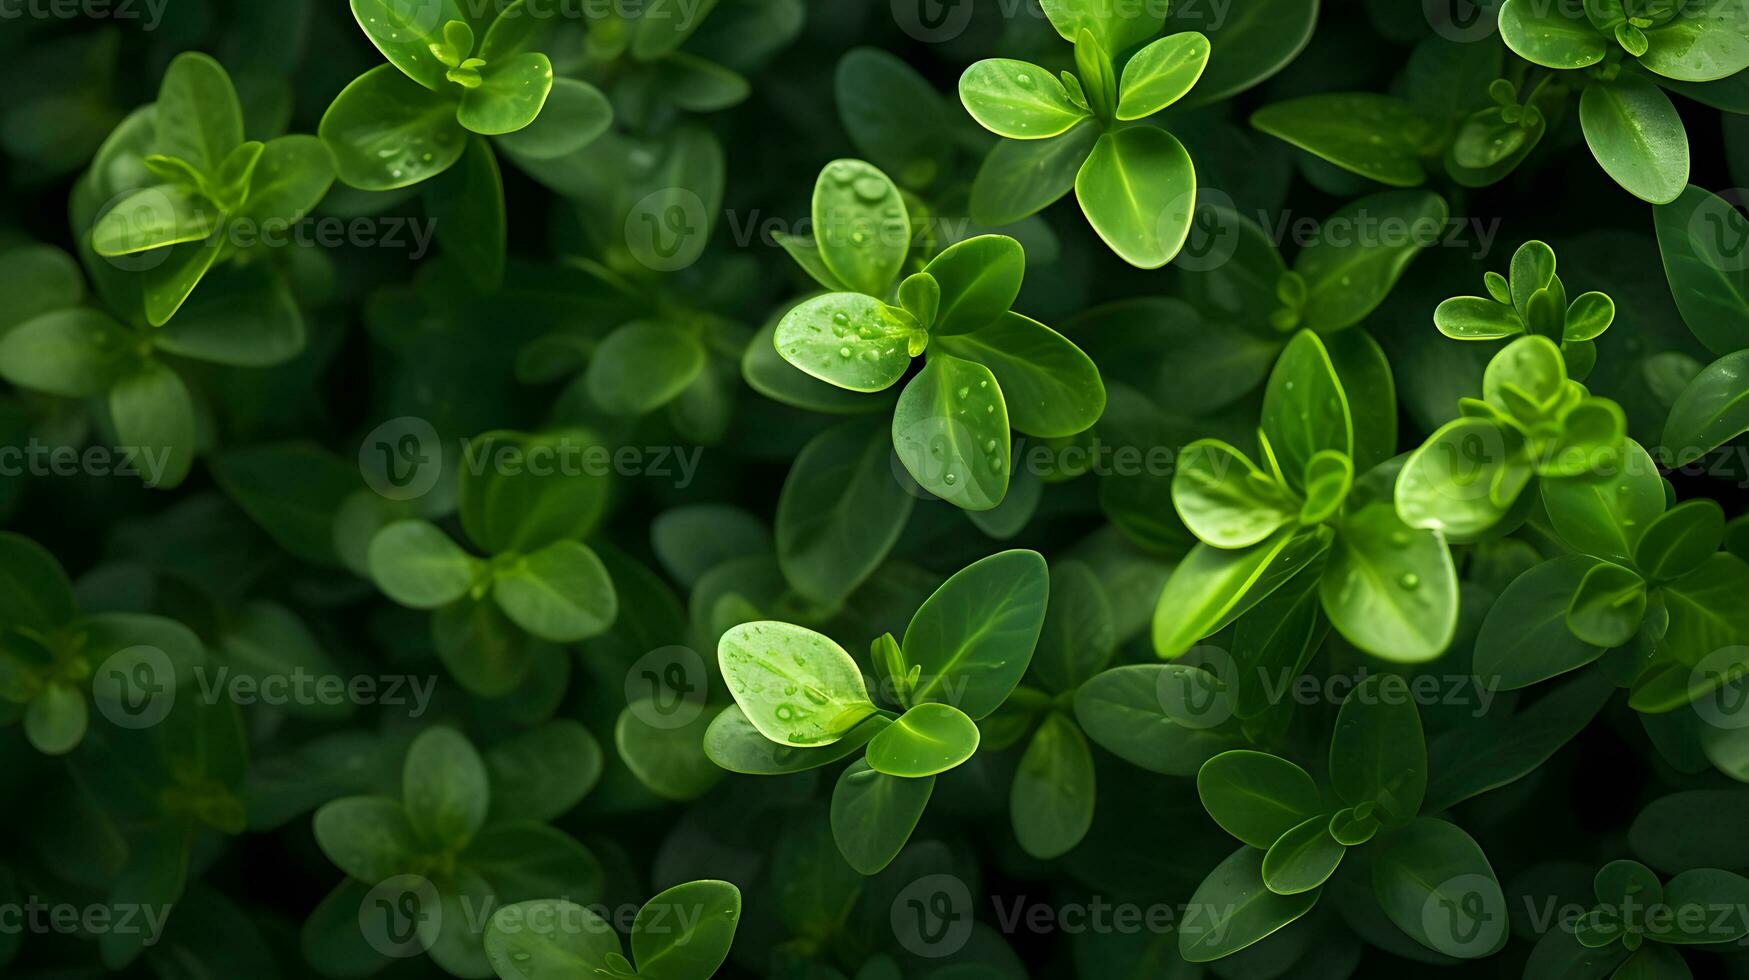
[775, 704, 795, 721]
[983, 439, 997, 453]
[1398, 573, 1421, 590]
[852, 176, 887, 203]
[1390, 531, 1410, 547]
[956, 386, 970, 399]
[1015, 73, 1034, 86]
[944, 473, 958, 485]
[988, 457, 1002, 471]
[831, 162, 858, 185]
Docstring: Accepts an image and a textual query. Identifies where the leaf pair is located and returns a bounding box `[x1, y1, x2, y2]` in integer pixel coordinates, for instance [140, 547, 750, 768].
[309, 726, 604, 978]
[0, 532, 206, 755]
[959, 9, 1209, 267]
[775, 160, 1104, 510]
[712, 550, 1048, 873]
[1525, 859, 1749, 976]
[322, 0, 593, 190]
[84, 53, 334, 326]
[485, 881, 740, 980]
[1158, 331, 1458, 663]
[367, 430, 617, 695]
[1185, 675, 1504, 962]
[1434, 240, 1617, 380]
[1397, 336, 1631, 540]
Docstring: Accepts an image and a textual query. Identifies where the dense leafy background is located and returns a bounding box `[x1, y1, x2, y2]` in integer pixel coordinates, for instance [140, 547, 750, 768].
[5, 0, 1749, 978]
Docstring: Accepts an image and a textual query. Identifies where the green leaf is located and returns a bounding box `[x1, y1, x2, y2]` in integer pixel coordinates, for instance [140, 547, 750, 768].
[155, 52, 244, 174]
[717, 621, 876, 746]
[1329, 673, 1428, 818]
[831, 761, 933, 875]
[1262, 815, 1346, 896]
[1636, 499, 1726, 581]
[1197, 749, 1321, 849]
[92, 185, 219, 257]
[891, 353, 1011, 511]
[1566, 560, 1649, 647]
[485, 900, 621, 978]
[703, 706, 888, 775]
[1663, 351, 1749, 464]
[350, 0, 468, 91]
[1660, 552, 1749, 665]
[776, 419, 915, 606]
[774, 293, 917, 393]
[25, 683, 88, 756]
[0, 245, 83, 335]
[485, 721, 601, 824]
[1295, 190, 1449, 332]
[1541, 440, 1666, 565]
[958, 59, 1089, 139]
[813, 159, 908, 297]
[1650, 867, 1749, 943]
[320, 65, 466, 191]
[312, 796, 421, 882]
[836, 47, 955, 188]
[1580, 75, 1689, 205]
[1040, 0, 1166, 55]
[1169, 0, 1316, 105]
[457, 52, 554, 136]
[0, 309, 126, 397]
[368, 519, 479, 608]
[614, 702, 724, 802]
[1370, 818, 1506, 958]
[492, 540, 617, 643]
[1639, 0, 1749, 82]
[1074, 125, 1196, 269]
[1074, 665, 1241, 775]
[1321, 502, 1458, 663]
[587, 320, 706, 414]
[1116, 32, 1210, 120]
[628, 880, 739, 980]
[1499, 0, 1611, 69]
[1326, 328, 1398, 472]
[932, 312, 1104, 438]
[0, 533, 76, 633]
[1475, 556, 1608, 690]
[434, 596, 535, 697]
[1435, 297, 1522, 340]
[109, 360, 195, 489]
[865, 702, 980, 777]
[1179, 846, 1320, 962]
[922, 235, 1024, 336]
[1262, 331, 1353, 489]
[426, 135, 506, 291]
[457, 429, 609, 555]
[1011, 712, 1095, 859]
[902, 549, 1049, 719]
[970, 119, 1099, 226]
[494, 78, 613, 160]
[1172, 439, 1299, 549]
[1654, 185, 1749, 357]
[1398, 422, 1529, 540]
[897, 272, 939, 327]
[1153, 526, 1333, 657]
[1251, 94, 1433, 187]
[1424, 669, 1615, 811]
[402, 725, 489, 849]
[1030, 561, 1116, 693]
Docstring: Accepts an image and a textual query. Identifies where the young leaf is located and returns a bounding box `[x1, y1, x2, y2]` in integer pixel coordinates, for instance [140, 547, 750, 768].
[774, 293, 918, 393]
[154, 52, 244, 174]
[1262, 815, 1346, 896]
[865, 702, 980, 777]
[1635, 499, 1727, 581]
[369, 519, 479, 609]
[1329, 674, 1427, 819]
[1579, 75, 1689, 205]
[1074, 125, 1196, 269]
[831, 761, 934, 875]
[1320, 502, 1458, 663]
[457, 53, 554, 136]
[630, 880, 740, 980]
[1197, 749, 1322, 849]
[812, 159, 908, 297]
[350, 0, 470, 91]
[492, 540, 617, 643]
[1498, 0, 1611, 69]
[402, 726, 490, 850]
[931, 312, 1105, 438]
[1565, 560, 1648, 647]
[1153, 526, 1333, 657]
[891, 353, 1012, 511]
[958, 59, 1089, 139]
[1172, 439, 1300, 549]
[922, 235, 1024, 336]
[717, 621, 877, 746]
[1261, 331, 1353, 489]
[902, 549, 1049, 719]
[320, 65, 467, 190]
[1116, 32, 1210, 120]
